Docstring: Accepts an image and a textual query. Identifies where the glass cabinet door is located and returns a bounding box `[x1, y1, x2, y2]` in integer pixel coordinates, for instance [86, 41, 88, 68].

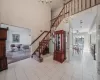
[55, 33, 61, 51]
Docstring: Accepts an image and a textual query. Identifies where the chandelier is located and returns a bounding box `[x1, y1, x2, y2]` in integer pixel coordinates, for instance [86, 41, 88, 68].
[39, 0, 52, 4]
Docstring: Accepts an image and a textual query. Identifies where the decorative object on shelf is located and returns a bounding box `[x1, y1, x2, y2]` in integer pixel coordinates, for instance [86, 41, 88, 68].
[53, 30, 66, 63]
[39, 0, 52, 4]
[12, 34, 20, 43]
[0, 28, 8, 71]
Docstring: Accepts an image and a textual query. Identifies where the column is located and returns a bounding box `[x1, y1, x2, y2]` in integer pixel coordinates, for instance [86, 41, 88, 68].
[96, 5, 100, 80]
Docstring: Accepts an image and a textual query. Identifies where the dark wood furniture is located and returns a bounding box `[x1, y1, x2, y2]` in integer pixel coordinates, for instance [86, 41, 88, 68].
[0, 28, 8, 71]
[53, 30, 66, 63]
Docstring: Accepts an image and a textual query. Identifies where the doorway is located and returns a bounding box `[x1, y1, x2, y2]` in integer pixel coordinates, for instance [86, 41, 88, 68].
[1, 24, 32, 64]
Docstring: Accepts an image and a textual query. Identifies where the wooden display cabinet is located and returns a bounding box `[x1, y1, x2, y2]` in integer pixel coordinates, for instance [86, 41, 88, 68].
[0, 28, 7, 39]
[0, 57, 8, 71]
[0, 41, 6, 58]
[0, 28, 8, 71]
[53, 30, 66, 63]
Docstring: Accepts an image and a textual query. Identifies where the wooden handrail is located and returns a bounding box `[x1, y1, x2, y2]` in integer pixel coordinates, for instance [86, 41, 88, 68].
[51, 12, 69, 23]
[51, 0, 73, 28]
[51, 6, 65, 27]
[51, 17, 57, 21]
[51, 0, 72, 28]
[30, 31, 48, 46]
[41, 30, 50, 42]
[64, 0, 72, 5]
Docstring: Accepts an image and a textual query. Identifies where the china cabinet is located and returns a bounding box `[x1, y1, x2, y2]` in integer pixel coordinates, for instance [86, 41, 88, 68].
[53, 30, 66, 63]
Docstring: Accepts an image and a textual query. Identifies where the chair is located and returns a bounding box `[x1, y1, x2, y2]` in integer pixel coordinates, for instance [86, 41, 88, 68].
[22, 45, 30, 52]
[73, 45, 80, 55]
[11, 44, 16, 52]
[16, 44, 22, 51]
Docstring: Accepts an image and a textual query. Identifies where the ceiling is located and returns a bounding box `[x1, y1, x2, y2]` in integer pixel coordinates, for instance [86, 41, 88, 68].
[66, 6, 97, 33]
[71, 13, 96, 33]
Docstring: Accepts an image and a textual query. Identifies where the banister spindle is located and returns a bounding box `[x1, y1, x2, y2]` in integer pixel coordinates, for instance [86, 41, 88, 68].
[64, 6, 65, 18]
[39, 42, 41, 58]
[68, 2, 70, 15]
[74, 0, 75, 14]
[71, 1, 72, 15]
[84, 0, 86, 9]
[77, 0, 79, 13]
[81, 0, 82, 11]
[69, 3, 71, 16]
[66, 4, 67, 14]
[94, 0, 96, 5]
[90, 0, 92, 7]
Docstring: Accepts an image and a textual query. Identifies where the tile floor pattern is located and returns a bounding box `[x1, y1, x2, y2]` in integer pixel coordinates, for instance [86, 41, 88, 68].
[0, 51, 97, 80]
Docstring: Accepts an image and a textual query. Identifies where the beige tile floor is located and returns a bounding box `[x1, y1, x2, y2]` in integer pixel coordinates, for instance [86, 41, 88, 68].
[0, 51, 97, 80]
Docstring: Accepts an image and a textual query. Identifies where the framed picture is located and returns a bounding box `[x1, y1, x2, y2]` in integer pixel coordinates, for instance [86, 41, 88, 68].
[12, 34, 20, 43]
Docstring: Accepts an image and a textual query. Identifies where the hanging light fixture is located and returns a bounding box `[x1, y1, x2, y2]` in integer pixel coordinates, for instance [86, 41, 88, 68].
[39, 0, 52, 4]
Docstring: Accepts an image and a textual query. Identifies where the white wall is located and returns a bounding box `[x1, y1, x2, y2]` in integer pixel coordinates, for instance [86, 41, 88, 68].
[0, 0, 51, 53]
[84, 33, 90, 51]
[90, 23, 96, 44]
[0, 0, 1, 24]
[91, 32, 96, 44]
[49, 40, 54, 54]
[55, 17, 69, 31]
[51, 6, 63, 19]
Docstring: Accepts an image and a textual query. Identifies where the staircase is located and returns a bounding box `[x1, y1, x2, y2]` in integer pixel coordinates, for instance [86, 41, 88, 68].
[31, 31, 50, 62]
[31, 0, 100, 62]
